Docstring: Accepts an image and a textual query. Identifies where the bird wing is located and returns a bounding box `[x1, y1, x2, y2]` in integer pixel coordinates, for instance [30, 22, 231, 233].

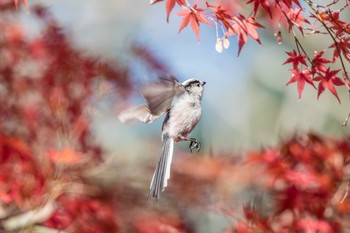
[117, 104, 159, 124]
[141, 76, 185, 116]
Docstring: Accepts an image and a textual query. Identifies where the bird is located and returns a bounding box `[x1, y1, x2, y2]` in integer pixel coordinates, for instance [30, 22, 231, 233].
[117, 76, 206, 200]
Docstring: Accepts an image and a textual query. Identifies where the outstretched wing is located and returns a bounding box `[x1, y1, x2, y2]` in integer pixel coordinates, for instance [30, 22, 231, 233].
[141, 76, 185, 116]
[117, 104, 159, 124]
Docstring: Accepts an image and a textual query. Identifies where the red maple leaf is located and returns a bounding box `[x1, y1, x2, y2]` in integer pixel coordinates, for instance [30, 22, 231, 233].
[283, 50, 307, 68]
[314, 68, 344, 103]
[286, 8, 309, 34]
[330, 19, 350, 36]
[246, 0, 272, 18]
[227, 15, 264, 55]
[330, 37, 350, 62]
[312, 50, 332, 73]
[317, 9, 337, 22]
[160, 0, 186, 22]
[266, 2, 287, 30]
[177, 5, 211, 43]
[317, 10, 350, 36]
[287, 68, 316, 100]
[151, 0, 185, 22]
[206, 2, 234, 31]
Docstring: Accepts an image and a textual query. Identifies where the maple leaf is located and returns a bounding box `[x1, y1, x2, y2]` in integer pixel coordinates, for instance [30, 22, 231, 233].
[177, 5, 211, 43]
[287, 68, 316, 100]
[206, 2, 234, 31]
[317, 9, 336, 22]
[317, 10, 350, 36]
[246, 0, 272, 18]
[158, 0, 185, 22]
[228, 15, 264, 55]
[312, 50, 332, 73]
[331, 20, 350, 36]
[283, 50, 307, 68]
[150, 0, 185, 21]
[330, 37, 350, 62]
[286, 8, 309, 34]
[314, 68, 344, 103]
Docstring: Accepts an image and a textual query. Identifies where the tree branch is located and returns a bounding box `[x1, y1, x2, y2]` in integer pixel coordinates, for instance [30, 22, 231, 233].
[304, 0, 350, 81]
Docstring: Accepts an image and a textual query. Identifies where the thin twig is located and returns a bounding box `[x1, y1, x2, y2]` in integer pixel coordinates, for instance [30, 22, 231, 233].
[295, 36, 313, 65]
[339, 0, 350, 12]
[184, 0, 196, 12]
[324, 9, 350, 35]
[304, 30, 328, 35]
[275, 1, 313, 65]
[305, 0, 350, 126]
[304, 0, 350, 82]
[341, 112, 350, 127]
[314, 0, 340, 8]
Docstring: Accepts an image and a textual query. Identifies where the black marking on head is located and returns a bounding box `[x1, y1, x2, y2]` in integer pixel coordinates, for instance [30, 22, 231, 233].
[184, 80, 201, 88]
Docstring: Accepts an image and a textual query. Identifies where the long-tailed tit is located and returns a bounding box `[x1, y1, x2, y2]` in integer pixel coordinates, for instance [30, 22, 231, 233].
[118, 76, 206, 200]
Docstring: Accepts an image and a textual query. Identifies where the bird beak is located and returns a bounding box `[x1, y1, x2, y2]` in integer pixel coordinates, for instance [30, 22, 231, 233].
[202, 81, 206, 85]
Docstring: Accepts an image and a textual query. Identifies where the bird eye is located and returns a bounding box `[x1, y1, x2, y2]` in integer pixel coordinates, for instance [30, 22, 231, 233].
[196, 83, 200, 87]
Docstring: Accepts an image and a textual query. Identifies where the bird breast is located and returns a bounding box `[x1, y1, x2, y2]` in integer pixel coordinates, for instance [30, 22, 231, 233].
[165, 94, 202, 139]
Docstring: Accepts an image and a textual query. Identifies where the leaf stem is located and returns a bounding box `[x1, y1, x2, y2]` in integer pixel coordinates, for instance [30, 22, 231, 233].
[341, 112, 350, 127]
[275, 1, 313, 66]
[304, 0, 349, 82]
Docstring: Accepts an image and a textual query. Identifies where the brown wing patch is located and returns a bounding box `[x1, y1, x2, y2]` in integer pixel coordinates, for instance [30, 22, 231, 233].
[141, 76, 185, 116]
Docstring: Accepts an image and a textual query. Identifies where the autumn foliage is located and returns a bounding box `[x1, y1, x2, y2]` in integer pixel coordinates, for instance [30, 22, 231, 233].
[151, 0, 350, 103]
[0, 2, 125, 232]
[230, 133, 350, 233]
[1, 0, 350, 233]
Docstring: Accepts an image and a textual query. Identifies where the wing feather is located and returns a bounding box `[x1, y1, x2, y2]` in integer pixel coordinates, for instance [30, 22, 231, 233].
[141, 76, 185, 116]
[117, 104, 158, 124]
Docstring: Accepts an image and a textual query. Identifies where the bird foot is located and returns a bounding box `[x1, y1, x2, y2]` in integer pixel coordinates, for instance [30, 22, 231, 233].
[189, 138, 201, 153]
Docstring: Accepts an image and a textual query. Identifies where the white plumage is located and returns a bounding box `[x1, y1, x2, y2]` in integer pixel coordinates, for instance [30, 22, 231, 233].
[117, 76, 205, 200]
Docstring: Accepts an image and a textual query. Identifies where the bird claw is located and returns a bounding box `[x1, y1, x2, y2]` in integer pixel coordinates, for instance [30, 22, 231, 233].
[189, 138, 201, 153]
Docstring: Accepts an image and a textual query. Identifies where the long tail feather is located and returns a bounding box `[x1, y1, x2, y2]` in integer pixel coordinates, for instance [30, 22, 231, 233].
[149, 134, 174, 200]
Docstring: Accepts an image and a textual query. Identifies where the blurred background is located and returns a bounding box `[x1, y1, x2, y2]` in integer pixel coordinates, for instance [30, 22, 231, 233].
[1, 0, 350, 232]
[22, 0, 348, 149]
[27, 0, 349, 151]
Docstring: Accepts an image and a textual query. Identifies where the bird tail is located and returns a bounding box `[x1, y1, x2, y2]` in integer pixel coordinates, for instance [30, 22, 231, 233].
[149, 133, 174, 201]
